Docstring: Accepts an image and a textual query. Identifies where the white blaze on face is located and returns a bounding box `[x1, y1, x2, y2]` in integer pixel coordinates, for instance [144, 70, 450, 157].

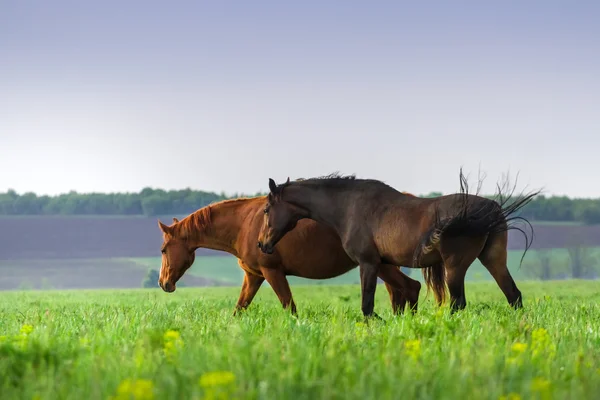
[159, 254, 167, 283]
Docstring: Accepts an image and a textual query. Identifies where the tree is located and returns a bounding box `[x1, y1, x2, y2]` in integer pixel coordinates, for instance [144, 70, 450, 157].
[566, 231, 600, 279]
[3, 186, 600, 222]
[142, 269, 160, 288]
[567, 245, 599, 279]
[581, 205, 600, 225]
[523, 249, 558, 281]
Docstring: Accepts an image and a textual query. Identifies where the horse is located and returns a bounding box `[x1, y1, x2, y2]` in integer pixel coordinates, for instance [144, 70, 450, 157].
[156, 196, 422, 316]
[257, 170, 540, 318]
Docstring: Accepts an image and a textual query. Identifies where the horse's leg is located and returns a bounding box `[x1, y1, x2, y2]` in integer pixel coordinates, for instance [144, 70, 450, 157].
[259, 267, 297, 315]
[442, 236, 487, 313]
[444, 262, 468, 312]
[233, 270, 265, 316]
[379, 264, 421, 315]
[357, 259, 382, 320]
[382, 281, 406, 315]
[477, 231, 523, 309]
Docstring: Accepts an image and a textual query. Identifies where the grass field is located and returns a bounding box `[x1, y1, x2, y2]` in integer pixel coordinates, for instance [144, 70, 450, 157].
[1, 281, 600, 399]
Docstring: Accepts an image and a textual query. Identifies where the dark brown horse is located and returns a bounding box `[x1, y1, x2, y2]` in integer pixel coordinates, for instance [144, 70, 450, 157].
[156, 196, 422, 315]
[257, 170, 539, 318]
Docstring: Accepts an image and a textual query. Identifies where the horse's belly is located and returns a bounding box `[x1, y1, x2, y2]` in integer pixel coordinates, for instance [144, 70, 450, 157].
[284, 263, 356, 279]
[376, 236, 418, 266]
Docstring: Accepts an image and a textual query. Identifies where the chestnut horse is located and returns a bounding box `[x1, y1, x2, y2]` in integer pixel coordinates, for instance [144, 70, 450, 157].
[156, 196, 422, 315]
[258, 170, 539, 318]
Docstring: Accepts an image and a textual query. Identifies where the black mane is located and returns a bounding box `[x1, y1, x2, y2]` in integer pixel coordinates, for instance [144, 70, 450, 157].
[280, 172, 388, 190]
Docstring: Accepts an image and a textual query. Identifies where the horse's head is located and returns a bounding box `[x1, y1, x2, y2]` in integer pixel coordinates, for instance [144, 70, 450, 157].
[257, 177, 305, 254]
[157, 217, 196, 292]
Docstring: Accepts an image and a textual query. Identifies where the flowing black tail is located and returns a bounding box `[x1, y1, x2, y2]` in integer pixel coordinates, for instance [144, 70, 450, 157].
[415, 168, 541, 301]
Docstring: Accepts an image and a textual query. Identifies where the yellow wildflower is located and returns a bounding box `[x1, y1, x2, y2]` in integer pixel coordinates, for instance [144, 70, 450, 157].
[506, 342, 528, 366]
[404, 339, 421, 361]
[111, 379, 155, 400]
[531, 377, 551, 400]
[499, 393, 521, 400]
[531, 377, 550, 391]
[199, 371, 236, 387]
[531, 328, 556, 360]
[163, 329, 181, 342]
[163, 329, 183, 362]
[511, 342, 528, 354]
[20, 325, 34, 335]
[199, 371, 237, 400]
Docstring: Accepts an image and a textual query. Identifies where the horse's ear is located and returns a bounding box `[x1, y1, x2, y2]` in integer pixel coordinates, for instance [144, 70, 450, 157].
[285, 177, 290, 184]
[268, 178, 278, 194]
[158, 220, 173, 235]
[172, 217, 179, 224]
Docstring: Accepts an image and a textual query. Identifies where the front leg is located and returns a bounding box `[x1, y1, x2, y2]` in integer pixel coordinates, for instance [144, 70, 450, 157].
[259, 266, 297, 316]
[358, 261, 381, 320]
[233, 270, 265, 316]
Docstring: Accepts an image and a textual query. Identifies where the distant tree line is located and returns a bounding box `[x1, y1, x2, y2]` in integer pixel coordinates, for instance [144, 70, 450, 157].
[0, 188, 263, 217]
[524, 244, 600, 281]
[1, 189, 600, 223]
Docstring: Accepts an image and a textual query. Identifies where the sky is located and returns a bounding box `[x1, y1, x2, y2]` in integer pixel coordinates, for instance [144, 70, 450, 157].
[1, 1, 599, 198]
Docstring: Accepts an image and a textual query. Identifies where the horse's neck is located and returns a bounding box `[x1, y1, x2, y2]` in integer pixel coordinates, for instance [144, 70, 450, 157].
[286, 185, 343, 230]
[191, 201, 251, 257]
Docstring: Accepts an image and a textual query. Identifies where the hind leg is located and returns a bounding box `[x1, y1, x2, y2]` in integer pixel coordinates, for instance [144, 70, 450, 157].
[478, 231, 523, 309]
[383, 282, 406, 314]
[445, 263, 468, 312]
[442, 236, 487, 312]
[379, 264, 421, 314]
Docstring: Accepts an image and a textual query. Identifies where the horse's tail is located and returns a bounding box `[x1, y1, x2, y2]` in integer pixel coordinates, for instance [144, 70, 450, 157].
[414, 168, 541, 301]
[422, 263, 446, 305]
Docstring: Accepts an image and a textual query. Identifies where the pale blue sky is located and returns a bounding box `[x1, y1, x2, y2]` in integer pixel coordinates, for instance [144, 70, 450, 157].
[1, 1, 599, 197]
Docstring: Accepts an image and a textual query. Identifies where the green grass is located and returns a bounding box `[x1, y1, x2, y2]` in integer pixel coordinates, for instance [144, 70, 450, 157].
[1, 281, 600, 399]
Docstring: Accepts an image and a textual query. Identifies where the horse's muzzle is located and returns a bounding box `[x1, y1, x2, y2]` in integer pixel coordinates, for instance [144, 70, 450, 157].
[160, 280, 176, 293]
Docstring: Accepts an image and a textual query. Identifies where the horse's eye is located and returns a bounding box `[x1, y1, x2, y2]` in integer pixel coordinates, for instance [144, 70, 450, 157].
[161, 248, 166, 254]
[264, 208, 268, 214]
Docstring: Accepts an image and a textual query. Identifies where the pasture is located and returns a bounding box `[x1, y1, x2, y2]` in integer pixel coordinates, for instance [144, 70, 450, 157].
[1, 281, 600, 399]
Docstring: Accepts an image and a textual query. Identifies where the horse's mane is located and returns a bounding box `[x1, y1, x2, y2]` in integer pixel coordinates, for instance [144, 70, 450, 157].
[281, 172, 387, 190]
[172, 196, 261, 237]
